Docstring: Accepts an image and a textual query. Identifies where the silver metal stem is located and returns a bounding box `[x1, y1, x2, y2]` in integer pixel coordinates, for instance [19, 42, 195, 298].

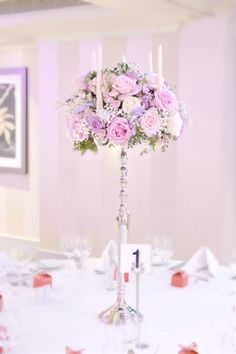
[98, 147, 137, 325]
[136, 272, 141, 345]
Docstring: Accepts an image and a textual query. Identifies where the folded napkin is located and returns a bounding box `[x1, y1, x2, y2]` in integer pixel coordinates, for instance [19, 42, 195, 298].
[65, 346, 84, 354]
[178, 343, 199, 354]
[96, 240, 117, 273]
[182, 247, 218, 279]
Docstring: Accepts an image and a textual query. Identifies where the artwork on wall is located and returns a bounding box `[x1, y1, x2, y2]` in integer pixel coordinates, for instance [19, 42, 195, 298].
[0, 67, 27, 174]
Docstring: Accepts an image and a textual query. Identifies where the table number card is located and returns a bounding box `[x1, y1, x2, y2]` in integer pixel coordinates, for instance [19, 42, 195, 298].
[120, 244, 151, 273]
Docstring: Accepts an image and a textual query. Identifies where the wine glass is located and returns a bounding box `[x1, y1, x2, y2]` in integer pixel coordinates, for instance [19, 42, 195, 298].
[102, 322, 137, 354]
[10, 249, 30, 293]
[75, 236, 92, 275]
[60, 235, 76, 260]
[60, 235, 76, 275]
[0, 253, 11, 290]
[161, 237, 174, 265]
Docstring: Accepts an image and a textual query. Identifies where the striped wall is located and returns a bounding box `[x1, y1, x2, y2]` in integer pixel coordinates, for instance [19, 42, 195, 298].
[0, 21, 235, 262]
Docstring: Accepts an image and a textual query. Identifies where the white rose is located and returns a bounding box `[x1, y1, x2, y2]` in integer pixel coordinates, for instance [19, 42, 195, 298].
[122, 96, 141, 114]
[167, 112, 183, 137]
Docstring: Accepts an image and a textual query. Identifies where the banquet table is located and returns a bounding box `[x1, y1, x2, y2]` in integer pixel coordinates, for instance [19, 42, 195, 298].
[2, 258, 236, 354]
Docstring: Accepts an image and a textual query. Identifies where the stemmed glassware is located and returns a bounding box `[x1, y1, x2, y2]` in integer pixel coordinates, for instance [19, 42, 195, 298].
[10, 249, 30, 293]
[60, 235, 76, 275]
[0, 253, 11, 291]
[75, 236, 92, 276]
[60, 235, 92, 276]
[148, 234, 174, 267]
[60, 235, 75, 261]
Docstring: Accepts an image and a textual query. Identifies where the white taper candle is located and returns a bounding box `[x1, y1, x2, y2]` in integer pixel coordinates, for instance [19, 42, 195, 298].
[96, 46, 103, 111]
[157, 44, 163, 90]
[148, 51, 153, 73]
[92, 50, 96, 72]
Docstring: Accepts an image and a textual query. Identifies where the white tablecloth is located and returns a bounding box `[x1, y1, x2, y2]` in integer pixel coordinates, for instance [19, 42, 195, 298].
[3, 259, 236, 354]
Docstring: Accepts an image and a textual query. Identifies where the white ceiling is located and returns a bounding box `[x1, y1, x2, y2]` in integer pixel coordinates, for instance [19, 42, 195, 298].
[0, 0, 234, 47]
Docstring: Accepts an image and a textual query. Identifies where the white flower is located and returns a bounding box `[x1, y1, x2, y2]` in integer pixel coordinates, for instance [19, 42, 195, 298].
[167, 111, 183, 137]
[122, 96, 141, 115]
[96, 108, 111, 123]
[73, 126, 89, 142]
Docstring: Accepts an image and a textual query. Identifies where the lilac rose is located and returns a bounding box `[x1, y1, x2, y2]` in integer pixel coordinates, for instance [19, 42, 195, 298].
[139, 108, 160, 137]
[87, 114, 103, 133]
[154, 89, 178, 111]
[107, 117, 133, 145]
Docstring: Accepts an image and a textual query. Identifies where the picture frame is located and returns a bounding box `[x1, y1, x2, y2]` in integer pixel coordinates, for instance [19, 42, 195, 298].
[0, 67, 27, 174]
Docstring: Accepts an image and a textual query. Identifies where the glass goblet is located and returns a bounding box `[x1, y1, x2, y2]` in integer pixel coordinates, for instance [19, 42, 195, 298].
[75, 236, 92, 275]
[60, 235, 76, 275]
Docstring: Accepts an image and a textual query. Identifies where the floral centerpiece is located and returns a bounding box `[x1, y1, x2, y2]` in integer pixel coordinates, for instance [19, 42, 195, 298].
[64, 61, 184, 154]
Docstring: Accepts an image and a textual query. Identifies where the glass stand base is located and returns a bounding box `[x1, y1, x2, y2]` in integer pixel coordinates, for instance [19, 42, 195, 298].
[98, 300, 141, 325]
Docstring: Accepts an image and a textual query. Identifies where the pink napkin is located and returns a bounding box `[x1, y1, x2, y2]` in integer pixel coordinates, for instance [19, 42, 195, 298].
[0, 325, 9, 341]
[65, 346, 84, 354]
[33, 273, 52, 288]
[171, 271, 188, 288]
[178, 343, 199, 354]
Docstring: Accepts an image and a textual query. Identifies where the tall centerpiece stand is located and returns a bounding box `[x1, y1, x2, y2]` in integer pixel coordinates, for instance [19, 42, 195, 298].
[99, 148, 137, 324]
[63, 47, 184, 327]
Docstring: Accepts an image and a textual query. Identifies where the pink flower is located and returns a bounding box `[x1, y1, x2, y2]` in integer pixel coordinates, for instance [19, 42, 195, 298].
[139, 108, 160, 137]
[74, 75, 88, 90]
[97, 128, 106, 140]
[66, 115, 81, 131]
[88, 78, 96, 94]
[66, 115, 88, 142]
[107, 117, 133, 145]
[104, 96, 121, 109]
[101, 72, 116, 94]
[113, 74, 139, 97]
[154, 89, 178, 111]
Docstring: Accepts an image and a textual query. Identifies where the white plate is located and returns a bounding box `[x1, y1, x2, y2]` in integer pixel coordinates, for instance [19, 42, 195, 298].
[7, 268, 32, 276]
[7, 272, 33, 285]
[37, 259, 64, 270]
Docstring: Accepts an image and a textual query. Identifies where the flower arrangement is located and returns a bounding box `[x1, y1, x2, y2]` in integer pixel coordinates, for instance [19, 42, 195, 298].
[64, 60, 184, 155]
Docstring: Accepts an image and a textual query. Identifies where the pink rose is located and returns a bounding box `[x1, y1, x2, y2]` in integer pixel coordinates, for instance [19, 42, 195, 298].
[154, 89, 178, 111]
[139, 108, 160, 137]
[107, 117, 133, 145]
[104, 96, 121, 109]
[113, 75, 139, 97]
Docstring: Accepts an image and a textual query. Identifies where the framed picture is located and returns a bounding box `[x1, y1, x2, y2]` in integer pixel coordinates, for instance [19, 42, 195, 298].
[0, 67, 27, 174]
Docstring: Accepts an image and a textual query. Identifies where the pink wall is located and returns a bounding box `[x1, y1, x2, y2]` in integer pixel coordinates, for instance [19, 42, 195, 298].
[177, 16, 236, 261]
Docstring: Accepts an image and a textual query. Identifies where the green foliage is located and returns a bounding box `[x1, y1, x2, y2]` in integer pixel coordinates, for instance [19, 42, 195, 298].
[127, 128, 148, 149]
[88, 71, 97, 80]
[112, 62, 130, 75]
[74, 136, 98, 155]
[148, 136, 158, 151]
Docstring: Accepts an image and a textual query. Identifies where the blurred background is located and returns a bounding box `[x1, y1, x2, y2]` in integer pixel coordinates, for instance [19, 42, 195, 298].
[0, 0, 235, 262]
